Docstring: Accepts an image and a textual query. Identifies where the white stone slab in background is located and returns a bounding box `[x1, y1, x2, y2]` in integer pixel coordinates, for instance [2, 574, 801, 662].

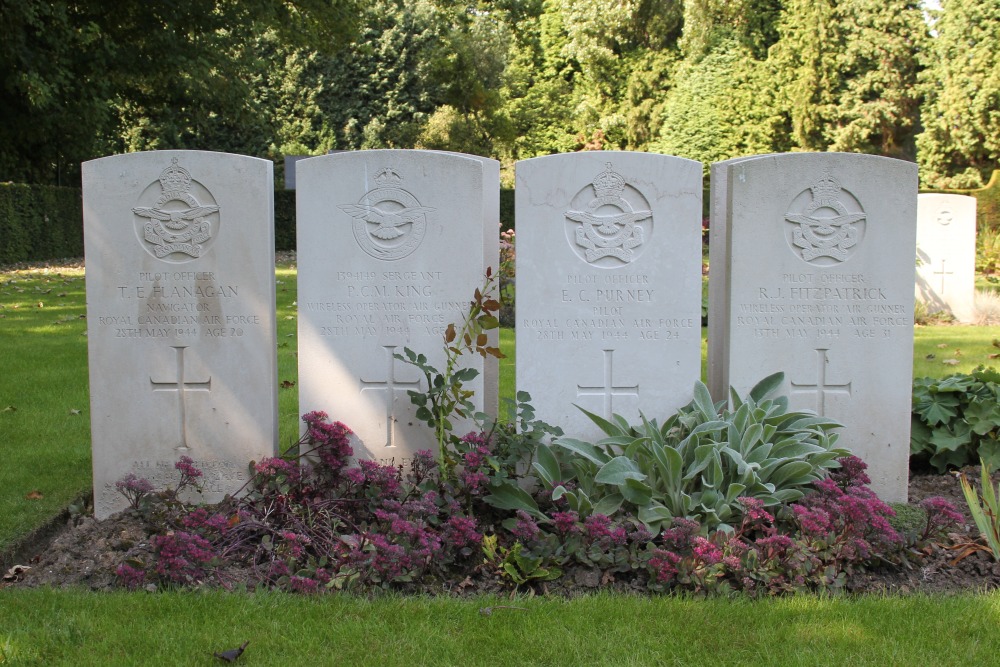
[707, 154, 776, 402]
[516, 152, 703, 440]
[916, 193, 977, 322]
[297, 150, 492, 466]
[83, 150, 278, 519]
[714, 153, 917, 502]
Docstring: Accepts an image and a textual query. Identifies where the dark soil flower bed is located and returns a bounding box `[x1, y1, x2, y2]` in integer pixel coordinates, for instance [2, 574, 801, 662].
[5, 439, 999, 598]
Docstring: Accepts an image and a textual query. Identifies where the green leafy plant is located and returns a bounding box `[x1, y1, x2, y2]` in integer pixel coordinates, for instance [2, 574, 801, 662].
[532, 373, 848, 533]
[397, 269, 504, 469]
[911, 366, 1000, 472]
[482, 534, 562, 587]
[957, 459, 1000, 561]
[977, 226, 1000, 276]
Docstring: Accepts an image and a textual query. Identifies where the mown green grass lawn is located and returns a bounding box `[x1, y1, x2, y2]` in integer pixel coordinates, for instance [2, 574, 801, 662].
[3, 260, 1000, 666]
[1, 588, 999, 665]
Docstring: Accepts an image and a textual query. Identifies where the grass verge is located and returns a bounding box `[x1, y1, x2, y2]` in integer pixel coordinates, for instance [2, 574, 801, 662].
[0, 588, 998, 665]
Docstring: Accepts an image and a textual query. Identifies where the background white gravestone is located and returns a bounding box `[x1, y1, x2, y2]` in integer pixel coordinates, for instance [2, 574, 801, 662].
[297, 150, 495, 466]
[432, 152, 501, 416]
[707, 154, 776, 401]
[916, 193, 977, 322]
[711, 153, 917, 502]
[516, 152, 703, 440]
[83, 151, 278, 519]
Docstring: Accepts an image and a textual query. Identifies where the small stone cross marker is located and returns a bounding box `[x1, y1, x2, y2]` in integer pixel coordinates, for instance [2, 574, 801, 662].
[360, 345, 422, 448]
[576, 349, 639, 420]
[934, 258, 954, 295]
[790, 348, 852, 416]
[150, 346, 211, 452]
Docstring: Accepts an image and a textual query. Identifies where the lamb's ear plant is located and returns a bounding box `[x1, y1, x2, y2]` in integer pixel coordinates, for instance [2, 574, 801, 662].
[533, 373, 848, 533]
[956, 459, 1000, 561]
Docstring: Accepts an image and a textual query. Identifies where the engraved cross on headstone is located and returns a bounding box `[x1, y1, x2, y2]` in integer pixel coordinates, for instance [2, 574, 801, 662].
[790, 348, 852, 416]
[360, 345, 422, 448]
[934, 259, 954, 295]
[576, 349, 639, 420]
[150, 346, 211, 452]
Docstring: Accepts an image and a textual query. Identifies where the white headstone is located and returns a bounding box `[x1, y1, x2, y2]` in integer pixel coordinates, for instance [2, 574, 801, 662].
[916, 193, 977, 322]
[710, 153, 917, 502]
[83, 150, 278, 519]
[516, 152, 703, 439]
[296, 150, 496, 466]
[707, 154, 777, 401]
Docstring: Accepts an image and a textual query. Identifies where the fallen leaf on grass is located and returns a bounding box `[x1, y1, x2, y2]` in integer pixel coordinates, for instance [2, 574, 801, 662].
[2, 405, 16, 413]
[990, 353, 1000, 359]
[2, 565, 31, 582]
[25, 490, 43, 500]
[925, 354, 936, 360]
[937, 343, 948, 348]
[279, 380, 295, 389]
[213, 640, 249, 663]
[36, 301, 43, 308]
[69, 409, 81, 416]
[942, 359, 960, 366]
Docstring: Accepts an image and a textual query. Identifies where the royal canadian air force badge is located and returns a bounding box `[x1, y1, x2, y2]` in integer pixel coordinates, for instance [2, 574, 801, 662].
[784, 171, 867, 264]
[566, 163, 650, 264]
[340, 167, 433, 261]
[132, 158, 218, 260]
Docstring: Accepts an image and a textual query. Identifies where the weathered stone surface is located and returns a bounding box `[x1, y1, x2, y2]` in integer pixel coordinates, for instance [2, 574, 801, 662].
[710, 153, 917, 501]
[916, 193, 977, 322]
[296, 150, 495, 466]
[83, 150, 278, 519]
[515, 151, 703, 439]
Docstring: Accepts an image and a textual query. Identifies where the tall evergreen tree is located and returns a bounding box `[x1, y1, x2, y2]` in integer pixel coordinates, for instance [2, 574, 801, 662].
[769, 0, 927, 159]
[0, 0, 360, 184]
[917, 0, 1000, 188]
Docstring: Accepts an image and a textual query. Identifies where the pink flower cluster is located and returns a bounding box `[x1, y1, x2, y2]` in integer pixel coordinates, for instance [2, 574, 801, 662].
[583, 514, 628, 546]
[917, 496, 963, 541]
[115, 563, 147, 589]
[302, 411, 354, 474]
[180, 508, 230, 534]
[151, 531, 216, 584]
[114, 473, 154, 508]
[355, 459, 403, 498]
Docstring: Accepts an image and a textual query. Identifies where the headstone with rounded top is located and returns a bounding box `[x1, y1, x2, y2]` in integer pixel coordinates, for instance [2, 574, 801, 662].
[709, 153, 917, 502]
[83, 150, 278, 519]
[296, 150, 497, 467]
[916, 193, 977, 322]
[515, 152, 703, 440]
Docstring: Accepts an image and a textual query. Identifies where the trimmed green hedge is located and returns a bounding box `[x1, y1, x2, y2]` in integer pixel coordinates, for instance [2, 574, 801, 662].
[275, 188, 295, 251]
[0, 184, 299, 261]
[500, 187, 514, 233]
[0, 184, 84, 264]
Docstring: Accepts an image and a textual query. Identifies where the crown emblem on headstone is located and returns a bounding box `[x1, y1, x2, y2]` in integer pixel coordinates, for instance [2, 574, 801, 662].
[809, 171, 842, 202]
[158, 158, 193, 194]
[342, 166, 431, 260]
[785, 171, 866, 264]
[566, 162, 650, 264]
[374, 167, 403, 187]
[132, 159, 218, 260]
[592, 162, 626, 199]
